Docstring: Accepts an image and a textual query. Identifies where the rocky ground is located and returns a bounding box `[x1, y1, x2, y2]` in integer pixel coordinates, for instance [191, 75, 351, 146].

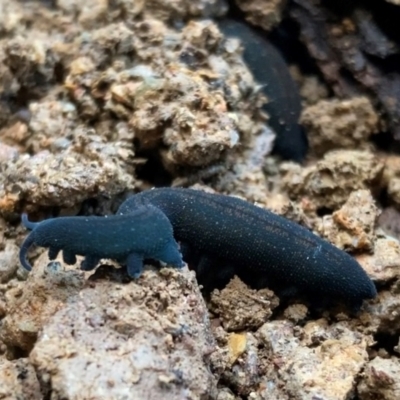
[1, 0, 400, 399]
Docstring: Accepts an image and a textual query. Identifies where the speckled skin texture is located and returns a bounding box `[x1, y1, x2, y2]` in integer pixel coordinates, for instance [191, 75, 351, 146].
[119, 188, 376, 309]
[20, 205, 183, 278]
[218, 19, 308, 163]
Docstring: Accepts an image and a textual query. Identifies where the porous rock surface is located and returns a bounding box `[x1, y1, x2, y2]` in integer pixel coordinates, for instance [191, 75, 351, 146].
[358, 356, 400, 400]
[30, 266, 216, 400]
[0, 357, 41, 399]
[1, 253, 86, 354]
[255, 320, 372, 399]
[0, 0, 267, 214]
[301, 97, 379, 157]
[210, 276, 279, 331]
[1, 249, 216, 399]
[234, 0, 287, 31]
[318, 189, 380, 252]
[282, 150, 384, 210]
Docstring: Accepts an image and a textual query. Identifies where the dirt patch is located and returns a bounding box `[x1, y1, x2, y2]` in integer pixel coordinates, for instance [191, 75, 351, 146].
[1, 0, 400, 399]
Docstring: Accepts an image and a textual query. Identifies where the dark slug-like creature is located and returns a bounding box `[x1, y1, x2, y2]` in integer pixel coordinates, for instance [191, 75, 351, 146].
[118, 188, 376, 310]
[19, 188, 376, 310]
[20, 204, 183, 278]
[218, 19, 308, 163]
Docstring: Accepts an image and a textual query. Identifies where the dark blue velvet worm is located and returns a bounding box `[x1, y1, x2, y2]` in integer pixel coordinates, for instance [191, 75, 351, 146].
[20, 204, 183, 278]
[218, 19, 308, 163]
[19, 188, 376, 310]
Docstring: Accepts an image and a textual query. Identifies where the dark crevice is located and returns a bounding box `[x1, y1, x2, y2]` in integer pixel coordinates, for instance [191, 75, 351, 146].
[316, 207, 333, 217]
[371, 131, 400, 154]
[134, 149, 173, 187]
[377, 187, 390, 209]
[372, 332, 399, 356]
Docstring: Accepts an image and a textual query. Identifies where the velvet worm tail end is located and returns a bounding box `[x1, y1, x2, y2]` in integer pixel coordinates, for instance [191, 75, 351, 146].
[21, 213, 40, 231]
[19, 231, 35, 271]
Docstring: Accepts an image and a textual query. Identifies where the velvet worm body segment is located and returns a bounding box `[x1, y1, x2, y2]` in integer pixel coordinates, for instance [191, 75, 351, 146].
[20, 205, 183, 278]
[118, 188, 377, 309]
[218, 19, 308, 163]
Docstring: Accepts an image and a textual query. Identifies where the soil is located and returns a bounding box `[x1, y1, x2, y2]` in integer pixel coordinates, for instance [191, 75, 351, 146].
[1, 0, 400, 399]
